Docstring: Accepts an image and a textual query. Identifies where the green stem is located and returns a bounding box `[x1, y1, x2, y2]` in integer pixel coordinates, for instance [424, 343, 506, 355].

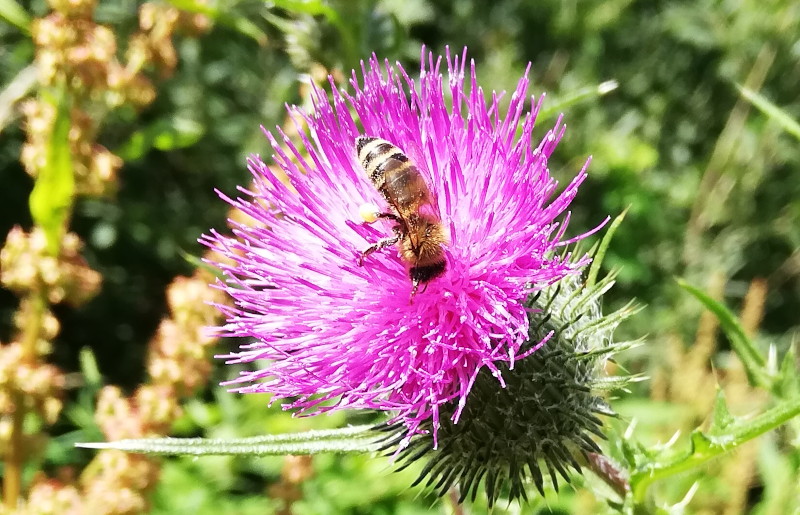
[3, 291, 46, 509]
[76, 425, 383, 456]
[20, 292, 45, 360]
[3, 391, 25, 510]
[5, 84, 73, 508]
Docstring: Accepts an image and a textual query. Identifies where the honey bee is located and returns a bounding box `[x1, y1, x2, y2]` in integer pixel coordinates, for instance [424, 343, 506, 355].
[355, 136, 447, 298]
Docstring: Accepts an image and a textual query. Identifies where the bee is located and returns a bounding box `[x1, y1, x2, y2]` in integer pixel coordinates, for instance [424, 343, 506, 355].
[355, 136, 447, 298]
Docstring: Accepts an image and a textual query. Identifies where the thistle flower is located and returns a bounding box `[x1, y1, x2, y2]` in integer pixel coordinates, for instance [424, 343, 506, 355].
[205, 48, 606, 453]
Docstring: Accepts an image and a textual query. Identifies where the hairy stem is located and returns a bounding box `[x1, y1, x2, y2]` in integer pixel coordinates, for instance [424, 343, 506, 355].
[630, 396, 800, 503]
[586, 452, 630, 499]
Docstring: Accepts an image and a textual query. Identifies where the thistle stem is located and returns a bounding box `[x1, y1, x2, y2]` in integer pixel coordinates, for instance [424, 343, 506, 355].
[586, 452, 630, 499]
[630, 395, 800, 503]
[447, 488, 465, 515]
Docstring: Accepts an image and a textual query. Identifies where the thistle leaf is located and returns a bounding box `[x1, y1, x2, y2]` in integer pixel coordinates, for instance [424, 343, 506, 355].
[677, 279, 773, 391]
[630, 395, 800, 502]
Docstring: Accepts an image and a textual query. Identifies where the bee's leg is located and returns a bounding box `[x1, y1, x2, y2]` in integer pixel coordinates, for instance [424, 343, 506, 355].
[358, 226, 401, 266]
[376, 212, 402, 224]
[409, 279, 429, 302]
[361, 208, 401, 226]
[410, 279, 420, 300]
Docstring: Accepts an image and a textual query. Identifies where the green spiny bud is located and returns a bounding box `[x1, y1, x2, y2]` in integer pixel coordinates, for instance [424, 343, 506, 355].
[380, 270, 638, 506]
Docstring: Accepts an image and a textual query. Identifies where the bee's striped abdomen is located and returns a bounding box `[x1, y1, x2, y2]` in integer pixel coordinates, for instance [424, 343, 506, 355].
[355, 137, 429, 208]
[356, 137, 410, 186]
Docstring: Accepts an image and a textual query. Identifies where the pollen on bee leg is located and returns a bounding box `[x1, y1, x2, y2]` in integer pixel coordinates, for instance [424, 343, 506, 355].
[358, 202, 380, 223]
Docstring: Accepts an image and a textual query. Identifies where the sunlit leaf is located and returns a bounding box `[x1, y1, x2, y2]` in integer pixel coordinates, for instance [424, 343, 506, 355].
[736, 84, 800, 141]
[79, 347, 102, 388]
[778, 343, 799, 399]
[29, 89, 74, 255]
[0, 0, 30, 33]
[179, 250, 227, 282]
[586, 207, 628, 288]
[167, 0, 268, 45]
[0, 65, 37, 133]
[677, 279, 773, 391]
[116, 118, 205, 160]
[538, 80, 619, 121]
[269, 0, 338, 19]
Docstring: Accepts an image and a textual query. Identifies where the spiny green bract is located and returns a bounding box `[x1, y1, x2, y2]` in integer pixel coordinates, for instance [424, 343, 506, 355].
[380, 269, 638, 506]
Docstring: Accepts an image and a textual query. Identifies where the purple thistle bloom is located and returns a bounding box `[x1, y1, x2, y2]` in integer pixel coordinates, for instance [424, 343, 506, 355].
[204, 47, 601, 447]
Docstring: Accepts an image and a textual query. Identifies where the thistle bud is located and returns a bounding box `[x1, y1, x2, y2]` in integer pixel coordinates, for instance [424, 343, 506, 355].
[385, 272, 635, 504]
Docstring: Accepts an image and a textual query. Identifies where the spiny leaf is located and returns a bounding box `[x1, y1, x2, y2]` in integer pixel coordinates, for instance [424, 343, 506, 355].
[630, 395, 800, 502]
[677, 278, 773, 391]
[619, 434, 645, 469]
[707, 389, 735, 435]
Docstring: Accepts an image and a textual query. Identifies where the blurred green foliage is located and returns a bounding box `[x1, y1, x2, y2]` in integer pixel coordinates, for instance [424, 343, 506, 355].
[2, 0, 799, 512]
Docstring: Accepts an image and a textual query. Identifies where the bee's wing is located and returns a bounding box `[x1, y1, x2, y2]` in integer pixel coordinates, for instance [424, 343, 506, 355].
[416, 153, 444, 224]
[381, 171, 435, 251]
[417, 188, 442, 222]
[409, 169, 443, 251]
[381, 188, 419, 246]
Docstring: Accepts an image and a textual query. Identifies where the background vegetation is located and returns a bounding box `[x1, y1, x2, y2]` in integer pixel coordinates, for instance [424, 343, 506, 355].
[1, 0, 798, 513]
